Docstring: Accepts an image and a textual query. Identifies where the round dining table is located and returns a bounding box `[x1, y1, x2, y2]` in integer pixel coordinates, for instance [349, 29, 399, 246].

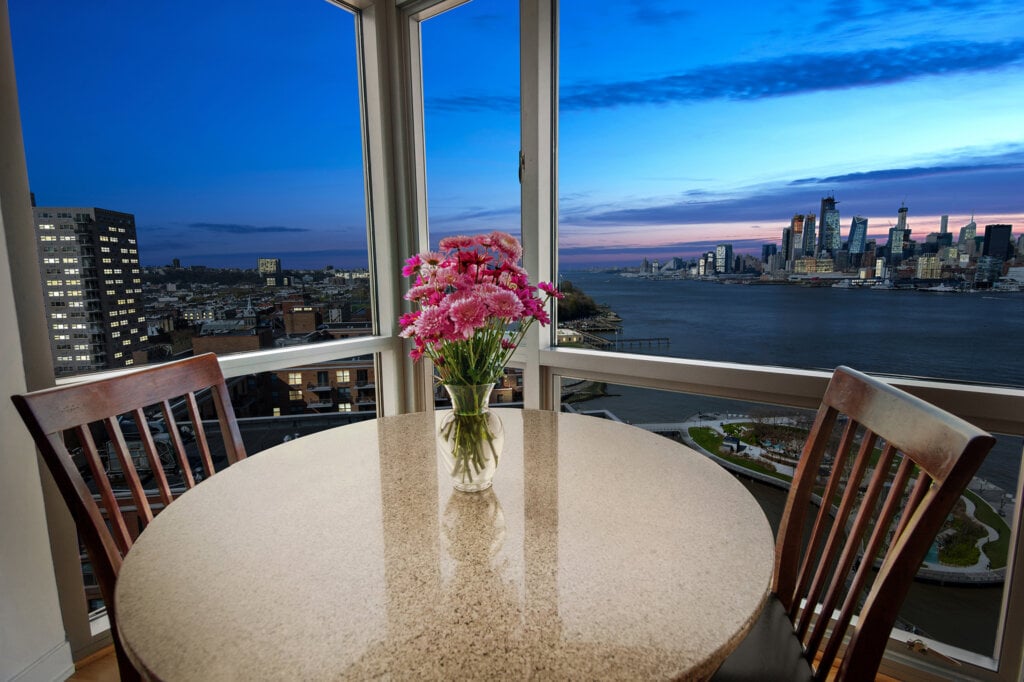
[115, 409, 774, 680]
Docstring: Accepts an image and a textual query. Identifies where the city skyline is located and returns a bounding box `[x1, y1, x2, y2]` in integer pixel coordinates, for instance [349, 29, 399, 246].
[9, 0, 1024, 269]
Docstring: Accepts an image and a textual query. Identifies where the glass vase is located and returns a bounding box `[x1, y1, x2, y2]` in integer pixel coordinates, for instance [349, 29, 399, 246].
[437, 383, 504, 492]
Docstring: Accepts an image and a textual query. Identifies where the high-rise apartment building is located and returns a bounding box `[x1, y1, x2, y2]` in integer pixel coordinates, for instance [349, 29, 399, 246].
[258, 257, 286, 286]
[817, 195, 841, 256]
[715, 243, 733, 273]
[33, 206, 147, 376]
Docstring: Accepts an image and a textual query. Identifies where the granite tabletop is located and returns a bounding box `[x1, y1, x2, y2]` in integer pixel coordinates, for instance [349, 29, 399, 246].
[115, 409, 774, 680]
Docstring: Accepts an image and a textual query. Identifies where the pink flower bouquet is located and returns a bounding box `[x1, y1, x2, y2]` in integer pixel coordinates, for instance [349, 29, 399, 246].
[400, 231, 561, 491]
[399, 231, 561, 386]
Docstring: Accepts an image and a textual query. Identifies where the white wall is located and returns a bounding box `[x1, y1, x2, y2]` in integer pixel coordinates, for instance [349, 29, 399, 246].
[0, 0, 74, 678]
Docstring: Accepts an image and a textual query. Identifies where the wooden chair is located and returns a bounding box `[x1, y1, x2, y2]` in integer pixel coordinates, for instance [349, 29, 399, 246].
[712, 366, 995, 681]
[11, 353, 247, 681]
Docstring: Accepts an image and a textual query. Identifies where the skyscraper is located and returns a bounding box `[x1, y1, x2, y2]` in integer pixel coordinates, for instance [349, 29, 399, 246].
[802, 213, 817, 257]
[33, 206, 147, 376]
[781, 227, 793, 266]
[715, 244, 733, 274]
[847, 216, 868, 254]
[888, 202, 909, 264]
[982, 224, 1013, 261]
[818, 195, 841, 256]
[958, 218, 977, 254]
[789, 214, 805, 261]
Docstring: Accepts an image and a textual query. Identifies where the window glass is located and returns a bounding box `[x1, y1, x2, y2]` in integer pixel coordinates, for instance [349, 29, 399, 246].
[420, 0, 520, 247]
[10, 0, 371, 377]
[557, 1, 1024, 390]
[561, 379, 1019, 658]
[419, 1, 521, 407]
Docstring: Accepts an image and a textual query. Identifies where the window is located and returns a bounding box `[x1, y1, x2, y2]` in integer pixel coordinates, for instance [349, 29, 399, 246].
[337, 403, 352, 412]
[288, 372, 302, 387]
[555, 0, 1024, 674]
[421, 0, 520, 250]
[335, 369, 349, 383]
[288, 390, 303, 402]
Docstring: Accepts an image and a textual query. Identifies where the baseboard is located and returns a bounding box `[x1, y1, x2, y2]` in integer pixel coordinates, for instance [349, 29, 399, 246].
[9, 639, 74, 682]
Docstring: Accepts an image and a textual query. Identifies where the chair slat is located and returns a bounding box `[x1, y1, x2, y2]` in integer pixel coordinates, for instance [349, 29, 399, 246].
[795, 429, 876, 639]
[186, 391, 216, 478]
[818, 454, 917, 675]
[160, 399, 197, 489]
[893, 470, 931, 542]
[789, 417, 862, 622]
[773, 407, 839, 602]
[75, 424, 133, 556]
[103, 415, 155, 529]
[131, 407, 174, 507]
[806, 444, 897, 667]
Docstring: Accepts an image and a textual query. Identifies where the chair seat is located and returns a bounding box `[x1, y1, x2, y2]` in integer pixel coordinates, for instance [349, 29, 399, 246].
[711, 594, 813, 682]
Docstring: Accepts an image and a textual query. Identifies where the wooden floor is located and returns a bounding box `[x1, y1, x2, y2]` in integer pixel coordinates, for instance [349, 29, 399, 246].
[68, 646, 120, 681]
[70, 645, 904, 681]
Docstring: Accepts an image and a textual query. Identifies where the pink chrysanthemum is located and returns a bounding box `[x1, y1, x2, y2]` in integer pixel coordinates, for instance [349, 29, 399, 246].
[489, 231, 523, 262]
[538, 281, 563, 298]
[439, 235, 477, 250]
[416, 305, 451, 337]
[447, 297, 488, 339]
[402, 255, 422, 278]
[485, 288, 525, 319]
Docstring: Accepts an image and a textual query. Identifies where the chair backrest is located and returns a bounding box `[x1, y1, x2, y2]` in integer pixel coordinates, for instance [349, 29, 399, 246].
[773, 366, 995, 680]
[11, 353, 246, 678]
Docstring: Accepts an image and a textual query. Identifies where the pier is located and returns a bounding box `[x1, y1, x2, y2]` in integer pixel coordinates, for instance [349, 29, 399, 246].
[572, 329, 670, 350]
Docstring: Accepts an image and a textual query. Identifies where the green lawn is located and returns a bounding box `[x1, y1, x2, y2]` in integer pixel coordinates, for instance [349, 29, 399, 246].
[688, 427, 791, 482]
[964, 489, 1011, 570]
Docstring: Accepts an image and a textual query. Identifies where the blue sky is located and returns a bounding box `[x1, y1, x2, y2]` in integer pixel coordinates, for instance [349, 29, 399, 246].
[10, 0, 1024, 269]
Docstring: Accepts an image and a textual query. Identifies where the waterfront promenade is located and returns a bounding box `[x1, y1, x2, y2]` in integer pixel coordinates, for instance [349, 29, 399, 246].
[634, 412, 1011, 585]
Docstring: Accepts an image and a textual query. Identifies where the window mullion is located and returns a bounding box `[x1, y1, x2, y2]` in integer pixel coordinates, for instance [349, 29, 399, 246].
[520, 0, 557, 410]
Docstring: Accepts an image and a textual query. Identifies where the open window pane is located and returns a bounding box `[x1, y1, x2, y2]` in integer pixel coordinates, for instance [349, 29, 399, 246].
[421, 0, 520, 247]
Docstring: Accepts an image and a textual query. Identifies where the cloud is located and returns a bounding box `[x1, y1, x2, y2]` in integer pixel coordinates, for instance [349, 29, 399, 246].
[561, 146, 1024, 227]
[818, 0, 1003, 28]
[561, 40, 1024, 110]
[147, 247, 369, 270]
[631, 5, 694, 25]
[560, 238, 768, 263]
[426, 94, 518, 113]
[790, 160, 1024, 186]
[188, 222, 310, 234]
[428, 39, 1024, 112]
